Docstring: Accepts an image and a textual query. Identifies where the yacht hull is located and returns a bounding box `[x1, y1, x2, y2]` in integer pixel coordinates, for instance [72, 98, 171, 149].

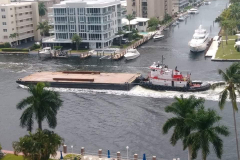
[189, 40, 209, 52]
[124, 54, 140, 60]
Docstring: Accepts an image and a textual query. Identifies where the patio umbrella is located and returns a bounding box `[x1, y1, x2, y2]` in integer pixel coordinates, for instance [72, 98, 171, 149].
[108, 150, 110, 158]
[60, 151, 63, 160]
[143, 154, 146, 160]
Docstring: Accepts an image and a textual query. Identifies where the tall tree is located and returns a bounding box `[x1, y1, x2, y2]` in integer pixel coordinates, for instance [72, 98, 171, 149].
[13, 129, 63, 160]
[16, 82, 63, 132]
[38, 2, 47, 22]
[9, 33, 19, 47]
[162, 95, 205, 160]
[71, 34, 82, 50]
[184, 107, 229, 160]
[126, 14, 134, 31]
[212, 62, 240, 160]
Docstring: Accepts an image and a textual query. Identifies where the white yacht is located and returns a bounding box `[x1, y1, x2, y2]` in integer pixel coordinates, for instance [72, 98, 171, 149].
[153, 32, 164, 41]
[178, 16, 185, 21]
[39, 47, 52, 57]
[124, 49, 140, 60]
[188, 8, 199, 14]
[188, 25, 209, 52]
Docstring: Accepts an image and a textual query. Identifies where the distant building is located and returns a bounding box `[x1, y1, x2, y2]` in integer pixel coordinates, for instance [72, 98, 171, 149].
[126, 0, 172, 21]
[122, 17, 149, 32]
[43, 0, 122, 49]
[172, 0, 189, 13]
[16, 0, 64, 22]
[0, 0, 40, 46]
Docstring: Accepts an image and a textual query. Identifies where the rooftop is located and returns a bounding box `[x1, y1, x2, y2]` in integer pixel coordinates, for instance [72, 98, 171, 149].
[0, 2, 33, 6]
[122, 17, 149, 26]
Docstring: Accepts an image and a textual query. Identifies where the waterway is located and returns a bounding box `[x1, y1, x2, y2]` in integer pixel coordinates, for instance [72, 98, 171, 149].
[0, 0, 238, 159]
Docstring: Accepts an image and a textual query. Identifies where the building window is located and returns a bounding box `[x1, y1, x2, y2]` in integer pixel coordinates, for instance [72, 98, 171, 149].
[11, 21, 14, 24]
[3, 29, 7, 32]
[12, 28, 14, 31]
[11, 15, 13, 17]
[1, 9, 5, 12]
[25, 6, 28, 8]
[19, 7, 22, 9]
[29, 5, 31, 8]
[3, 36, 8, 39]
[10, 8, 12, 10]
[19, 13, 22, 16]
[2, 22, 6, 25]
[2, 15, 6, 18]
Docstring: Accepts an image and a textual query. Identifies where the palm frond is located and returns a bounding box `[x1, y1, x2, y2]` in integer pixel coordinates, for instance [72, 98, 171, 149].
[218, 88, 228, 110]
[162, 117, 182, 134]
[16, 96, 34, 110]
[218, 69, 229, 82]
[213, 126, 230, 136]
[211, 82, 226, 90]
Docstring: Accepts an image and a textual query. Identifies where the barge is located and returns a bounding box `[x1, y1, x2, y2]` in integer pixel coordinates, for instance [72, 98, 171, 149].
[140, 61, 211, 92]
[16, 71, 141, 91]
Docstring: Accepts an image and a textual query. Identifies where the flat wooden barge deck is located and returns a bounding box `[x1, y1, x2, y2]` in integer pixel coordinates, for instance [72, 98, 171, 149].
[16, 71, 141, 90]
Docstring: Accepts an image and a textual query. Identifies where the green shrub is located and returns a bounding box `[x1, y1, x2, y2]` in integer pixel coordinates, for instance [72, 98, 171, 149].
[2, 48, 29, 52]
[0, 43, 5, 48]
[4, 42, 11, 48]
[54, 46, 62, 50]
[30, 44, 40, 51]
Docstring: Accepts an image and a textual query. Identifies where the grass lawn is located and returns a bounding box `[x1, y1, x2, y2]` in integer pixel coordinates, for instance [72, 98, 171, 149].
[0, 154, 54, 160]
[215, 40, 240, 59]
[110, 40, 138, 49]
[0, 154, 24, 160]
[221, 35, 237, 40]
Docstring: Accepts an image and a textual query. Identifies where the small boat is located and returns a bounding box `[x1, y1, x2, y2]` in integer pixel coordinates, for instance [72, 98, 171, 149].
[153, 32, 164, 41]
[172, 22, 177, 26]
[39, 47, 52, 57]
[188, 25, 209, 52]
[163, 27, 169, 31]
[140, 60, 211, 92]
[124, 49, 140, 60]
[204, 1, 211, 5]
[178, 16, 185, 21]
[188, 8, 199, 14]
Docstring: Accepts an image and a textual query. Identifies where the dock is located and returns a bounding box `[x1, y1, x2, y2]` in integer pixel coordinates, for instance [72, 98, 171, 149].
[17, 71, 141, 91]
[205, 36, 221, 59]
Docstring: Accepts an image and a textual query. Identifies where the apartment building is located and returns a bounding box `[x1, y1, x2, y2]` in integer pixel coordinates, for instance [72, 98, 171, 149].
[0, 0, 40, 46]
[172, 0, 189, 13]
[19, 0, 63, 22]
[43, 0, 122, 49]
[127, 0, 172, 21]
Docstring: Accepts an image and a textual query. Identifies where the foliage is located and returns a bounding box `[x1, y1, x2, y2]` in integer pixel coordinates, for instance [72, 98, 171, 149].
[1, 48, 29, 52]
[126, 14, 134, 31]
[71, 34, 82, 50]
[212, 62, 240, 159]
[184, 107, 229, 160]
[12, 129, 63, 160]
[53, 46, 62, 50]
[38, 2, 47, 18]
[16, 82, 63, 132]
[148, 17, 159, 28]
[0, 143, 2, 150]
[63, 154, 82, 160]
[30, 44, 41, 51]
[163, 95, 229, 160]
[4, 42, 11, 48]
[37, 21, 51, 37]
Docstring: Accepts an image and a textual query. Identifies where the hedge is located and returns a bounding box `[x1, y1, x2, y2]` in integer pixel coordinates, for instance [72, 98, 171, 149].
[54, 46, 62, 50]
[0, 42, 11, 48]
[1, 48, 29, 52]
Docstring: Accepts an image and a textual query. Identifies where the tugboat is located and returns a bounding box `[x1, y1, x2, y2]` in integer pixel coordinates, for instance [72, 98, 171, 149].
[140, 57, 211, 92]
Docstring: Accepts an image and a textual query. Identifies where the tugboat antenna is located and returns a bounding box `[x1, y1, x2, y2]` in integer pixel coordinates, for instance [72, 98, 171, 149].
[161, 55, 165, 65]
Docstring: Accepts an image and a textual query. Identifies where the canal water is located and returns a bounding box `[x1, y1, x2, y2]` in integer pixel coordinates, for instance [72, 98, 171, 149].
[0, 0, 238, 159]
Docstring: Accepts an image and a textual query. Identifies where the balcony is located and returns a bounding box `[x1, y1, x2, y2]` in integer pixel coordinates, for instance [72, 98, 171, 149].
[16, 21, 33, 27]
[15, 7, 32, 14]
[54, 21, 68, 25]
[17, 27, 33, 33]
[16, 14, 32, 20]
[55, 29, 68, 33]
[87, 21, 101, 24]
[18, 33, 34, 40]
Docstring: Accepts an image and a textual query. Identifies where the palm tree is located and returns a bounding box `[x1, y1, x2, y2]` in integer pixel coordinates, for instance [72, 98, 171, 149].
[9, 33, 19, 47]
[162, 95, 205, 160]
[126, 14, 134, 31]
[16, 82, 63, 132]
[184, 107, 229, 160]
[212, 62, 240, 160]
[37, 21, 46, 37]
[71, 34, 82, 50]
[38, 2, 47, 22]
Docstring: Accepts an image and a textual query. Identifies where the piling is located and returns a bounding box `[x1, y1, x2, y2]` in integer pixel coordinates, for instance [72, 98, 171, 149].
[134, 154, 138, 160]
[117, 152, 121, 160]
[98, 149, 102, 158]
[63, 145, 67, 153]
[81, 147, 85, 155]
[152, 156, 156, 160]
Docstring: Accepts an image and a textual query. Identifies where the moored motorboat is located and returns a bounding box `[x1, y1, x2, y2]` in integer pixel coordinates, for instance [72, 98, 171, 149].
[188, 25, 209, 52]
[39, 47, 52, 57]
[204, 1, 211, 5]
[124, 49, 140, 60]
[188, 8, 199, 14]
[163, 27, 169, 31]
[178, 16, 185, 21]
[140, 61, 211, 92]
[153, 32, 164, 41]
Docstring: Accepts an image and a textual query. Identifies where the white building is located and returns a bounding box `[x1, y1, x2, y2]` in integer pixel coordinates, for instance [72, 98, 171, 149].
[172, 0, 189, 13]
[0, 0, 40, 46]
[122, 17, 149, 32]
[43, 0, 122, 49]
